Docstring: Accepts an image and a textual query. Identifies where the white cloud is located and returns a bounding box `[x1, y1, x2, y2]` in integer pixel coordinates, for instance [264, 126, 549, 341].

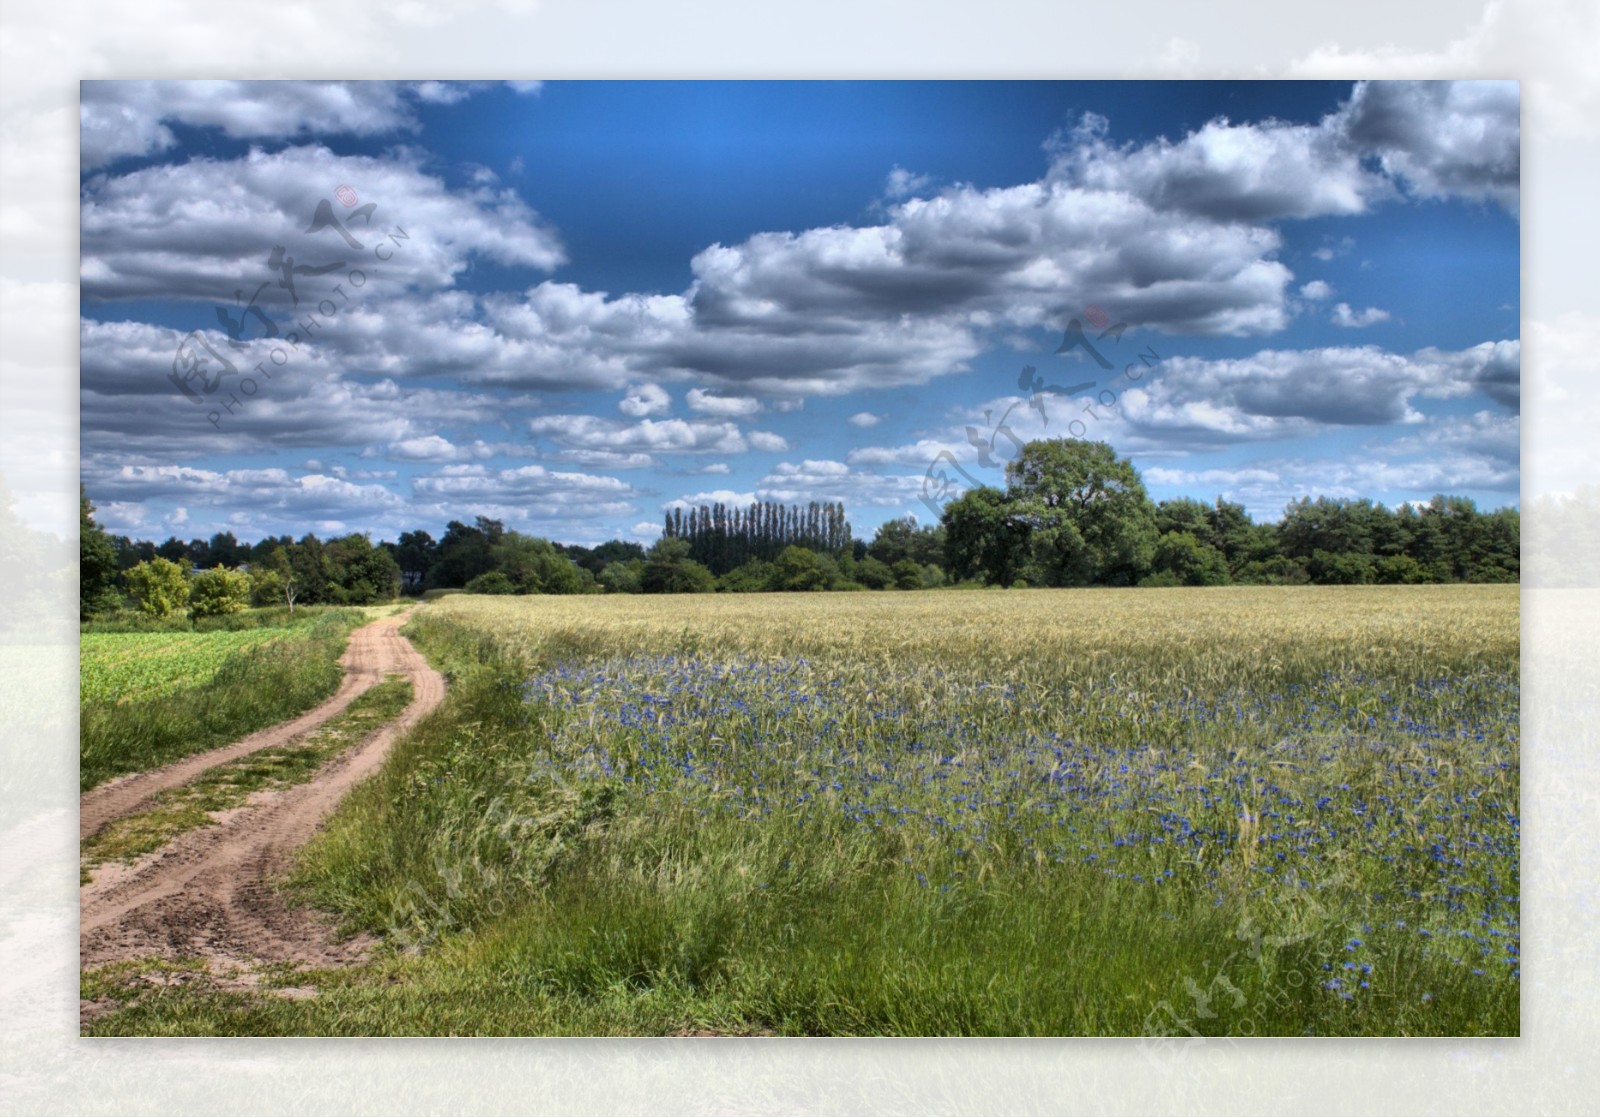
[1053, 110, 1386, 222]
[665, 489, 757, 510]
[1331, 302, 1392, 328]
[619, 382, 671, 417]
[757, 460, 924, 507]
[685, 388, 762, 417]
[884, 165, 934, 200]
[747, 431, 791, 452]
[1299, 280, 1333, 301]
[78, 81, 445, 169]
[80, 144, 565, 303]
[528, 414, 748, 456]
[847, 412, 882, 428]
[1337, 80, 1521, 214]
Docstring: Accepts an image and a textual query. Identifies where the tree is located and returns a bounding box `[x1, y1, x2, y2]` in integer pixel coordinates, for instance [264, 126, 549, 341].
[868, 517, 945, 569]
[392, 530, 437, 591]
[125, 557, 190, 618]
[80, 487, 121, 619]
[941, 486, 1029, 586]
[1147, 531, 1229, 587]
[490, 533, 589, 594]
[1006, 439, 1157, 586]
[890, 558, 924, 590]
[600, 558, 645, 594]
[774, 546, 832, 591]
[190, 565, 252, 617]
[327, 533, 402, 603]
[856, 556, 894, 590]
[641, 538, 715, 593]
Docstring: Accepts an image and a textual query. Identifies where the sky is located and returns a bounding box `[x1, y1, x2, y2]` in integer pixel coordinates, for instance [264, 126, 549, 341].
[78, 79, 1521, 548]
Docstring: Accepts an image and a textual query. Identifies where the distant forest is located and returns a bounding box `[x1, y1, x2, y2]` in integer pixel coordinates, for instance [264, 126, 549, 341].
[80, 439, 1520, 621]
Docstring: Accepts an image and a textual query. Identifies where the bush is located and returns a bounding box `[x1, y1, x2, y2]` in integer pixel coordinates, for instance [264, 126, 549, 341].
[190, 566, 252, 618]
[465, 571, 518, 595]
[856, 557, 893, 590]
[716, 560, 777, 593]
[125, 558, 191, 618]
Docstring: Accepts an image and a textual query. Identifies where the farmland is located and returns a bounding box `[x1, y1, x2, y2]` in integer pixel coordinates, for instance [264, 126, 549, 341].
[79, 607, 368, 790]
[85, 584, 1517, 1036]
[81, 629, 292, 705]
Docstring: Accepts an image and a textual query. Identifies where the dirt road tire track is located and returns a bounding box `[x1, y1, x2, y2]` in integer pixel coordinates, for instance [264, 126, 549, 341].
[81, 611, 419, 840]
[79, 609, 446, 982]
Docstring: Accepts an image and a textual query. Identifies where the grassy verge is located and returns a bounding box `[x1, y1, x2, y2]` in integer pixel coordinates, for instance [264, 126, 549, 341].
[85, 588, 1519, 1036]
[82, 677, 413, 878]
[80, 608, 367, 790]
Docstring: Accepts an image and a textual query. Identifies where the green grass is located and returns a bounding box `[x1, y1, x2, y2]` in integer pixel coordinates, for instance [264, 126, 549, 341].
[80, 608, 367, 791]
[84, 587, 1519, 1036]
[81, 677, 413, 878]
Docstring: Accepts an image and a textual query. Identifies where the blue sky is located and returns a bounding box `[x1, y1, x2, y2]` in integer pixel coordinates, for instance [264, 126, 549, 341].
[79, 79, 1520, 547]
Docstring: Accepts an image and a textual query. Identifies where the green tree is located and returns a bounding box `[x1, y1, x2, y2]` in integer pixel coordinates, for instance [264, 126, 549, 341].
[490, 533, 588, 594]
[774, 546, 833, 591]
[716, 560, 778, 593]
[1005, 439, 1157, 586]
[464, 571, 517, 594]
[856, 556, 894, 590]
[890, 558, 923, 590]
[80, 487, 121, 619]
[641, 538, 716, 594]
[941, 486, 1029, 586]
[125, 557, 190, 618]
[190, 565, 252, 617]
[599, 558, 645, 594]
[1148, 531, 1229, 586]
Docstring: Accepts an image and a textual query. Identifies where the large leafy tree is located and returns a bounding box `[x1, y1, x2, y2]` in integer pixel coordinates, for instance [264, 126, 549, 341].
[1004, 439, 1157, 587]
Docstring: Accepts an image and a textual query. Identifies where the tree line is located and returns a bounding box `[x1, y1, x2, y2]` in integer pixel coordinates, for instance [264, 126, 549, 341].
[81, 439, 1519, 620]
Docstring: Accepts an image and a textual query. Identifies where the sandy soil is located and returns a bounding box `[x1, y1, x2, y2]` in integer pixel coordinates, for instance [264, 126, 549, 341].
[79, 610, 446, 992]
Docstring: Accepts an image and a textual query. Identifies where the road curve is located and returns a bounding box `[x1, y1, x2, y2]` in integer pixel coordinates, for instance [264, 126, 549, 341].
[79, 609, 447, 976]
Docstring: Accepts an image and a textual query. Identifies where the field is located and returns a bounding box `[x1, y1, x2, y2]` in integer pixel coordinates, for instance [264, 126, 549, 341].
[81, 630, 294, 705]
[79, 608, 368, 790]
[86, 585, 1517, 1036]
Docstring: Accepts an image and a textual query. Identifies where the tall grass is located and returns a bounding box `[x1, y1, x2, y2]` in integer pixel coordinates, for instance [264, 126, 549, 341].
[80, 608, 366, 790]
[238, 587, 1519, 1037]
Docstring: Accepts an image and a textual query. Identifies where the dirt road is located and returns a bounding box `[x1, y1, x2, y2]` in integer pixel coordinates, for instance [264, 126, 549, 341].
[79, 610, 446, 979]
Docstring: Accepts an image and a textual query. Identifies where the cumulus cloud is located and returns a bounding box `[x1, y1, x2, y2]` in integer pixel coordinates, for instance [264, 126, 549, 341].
[665, 489, 758, 510]
[847, 412, 882, 428]
[408, 462, 638, 522]
[619, 382, 671, 416]
[1052, 80, 1518, 219]
[1299, 280, 1333, 301]
[1116, 339, 1520, 445]
[747, 431, 791, 452]
[83, 462, 410, 532]
[78, 317, 509, 457]
[1052, 110, 1386, 222]
[1331, 302, 1392, 328]
[79, 81, 448, 169]
[756, 459, 925, 507]
[80, 144, 565, 303]
[528, 414, 749, 456]
[1337, 80, 1521, 214]
[686, 388, 762, 417]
